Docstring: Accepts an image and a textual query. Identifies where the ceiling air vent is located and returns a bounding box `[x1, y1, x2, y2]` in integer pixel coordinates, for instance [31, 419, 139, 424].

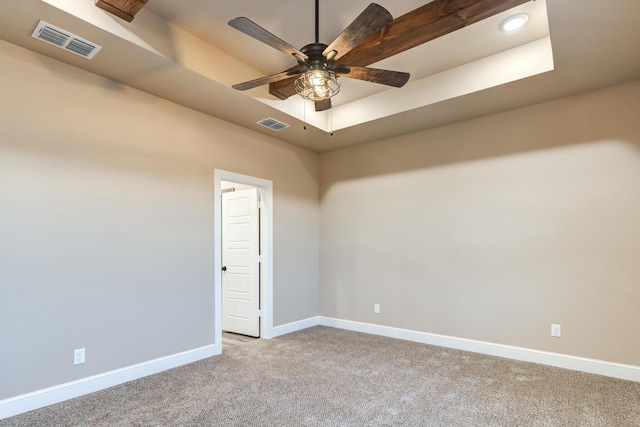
[31, 21, 102, 59]
[257, 118, 290, 132]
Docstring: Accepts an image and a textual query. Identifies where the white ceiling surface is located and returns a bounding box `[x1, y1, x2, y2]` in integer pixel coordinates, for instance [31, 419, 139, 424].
[0, 1, 639, 153]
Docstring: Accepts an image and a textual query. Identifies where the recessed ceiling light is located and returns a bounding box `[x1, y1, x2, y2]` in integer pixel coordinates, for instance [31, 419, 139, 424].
[500, 13, 529, 32]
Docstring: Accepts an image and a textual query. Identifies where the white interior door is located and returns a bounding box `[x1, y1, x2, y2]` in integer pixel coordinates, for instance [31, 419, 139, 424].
[222, 188, 260, 337]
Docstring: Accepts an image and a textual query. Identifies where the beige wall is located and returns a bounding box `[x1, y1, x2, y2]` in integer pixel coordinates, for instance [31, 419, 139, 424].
[0, 40, 319, 399]
[320, 80, 640, 366]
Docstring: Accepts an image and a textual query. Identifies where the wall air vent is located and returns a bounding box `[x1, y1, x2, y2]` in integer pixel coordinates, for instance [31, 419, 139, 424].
[257, 118, 290, 132]
[31, 21, 102, 60]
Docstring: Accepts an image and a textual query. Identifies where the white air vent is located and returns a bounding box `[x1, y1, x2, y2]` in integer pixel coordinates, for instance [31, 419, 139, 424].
[31, 21, 102, 59]
[257, 118, 290, 132]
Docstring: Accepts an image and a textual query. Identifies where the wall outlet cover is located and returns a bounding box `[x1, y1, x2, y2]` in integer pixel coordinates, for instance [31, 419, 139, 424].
[74, 348, 86, 365]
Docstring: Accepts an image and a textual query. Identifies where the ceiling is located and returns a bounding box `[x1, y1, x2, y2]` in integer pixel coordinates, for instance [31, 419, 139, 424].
[0, 0, 639, 153]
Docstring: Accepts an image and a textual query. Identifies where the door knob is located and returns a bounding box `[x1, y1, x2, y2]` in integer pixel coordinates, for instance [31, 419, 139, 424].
[221, 266, 227, 271]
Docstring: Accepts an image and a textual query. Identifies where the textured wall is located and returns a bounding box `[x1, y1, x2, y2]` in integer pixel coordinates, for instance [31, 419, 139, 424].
[0, 40, 319, 400]
[320, 80, 640, 366]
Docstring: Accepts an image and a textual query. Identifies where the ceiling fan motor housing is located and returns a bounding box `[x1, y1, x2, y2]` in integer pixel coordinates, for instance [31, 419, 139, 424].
[299, 43, 332, 72]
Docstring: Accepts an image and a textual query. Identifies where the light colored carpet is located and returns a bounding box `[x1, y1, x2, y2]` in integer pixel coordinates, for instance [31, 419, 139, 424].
[2, 326, 639, 426]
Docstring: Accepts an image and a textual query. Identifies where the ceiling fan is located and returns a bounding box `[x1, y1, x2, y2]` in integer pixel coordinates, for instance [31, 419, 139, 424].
[229, 1, 410, 112]
[228, 0, 533, 112]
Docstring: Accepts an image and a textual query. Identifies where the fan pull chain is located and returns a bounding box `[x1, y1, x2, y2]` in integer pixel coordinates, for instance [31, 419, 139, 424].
[329, 108, 334, 136]
[303, 98, 307, 130]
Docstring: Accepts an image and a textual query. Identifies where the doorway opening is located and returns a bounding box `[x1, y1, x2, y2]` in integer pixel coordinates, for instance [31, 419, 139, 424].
[214, 170, 273, 354]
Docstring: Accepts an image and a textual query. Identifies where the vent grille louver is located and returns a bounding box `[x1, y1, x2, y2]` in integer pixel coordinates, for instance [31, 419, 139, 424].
[31, 21, 102, 59]
[37, 25, 68, 47]
[257, 118, 290, 132]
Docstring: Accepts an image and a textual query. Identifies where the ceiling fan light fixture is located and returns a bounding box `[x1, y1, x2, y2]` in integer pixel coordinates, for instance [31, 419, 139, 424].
[295, 69, 340, 101]
[500, 13, 529, 32]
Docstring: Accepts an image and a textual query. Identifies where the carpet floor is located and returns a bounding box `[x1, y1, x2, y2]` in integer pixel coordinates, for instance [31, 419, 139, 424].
[2, 326, 639, 426]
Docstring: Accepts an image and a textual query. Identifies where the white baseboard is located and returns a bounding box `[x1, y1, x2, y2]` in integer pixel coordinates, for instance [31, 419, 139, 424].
[319, 317, 640, 383]
[0, 344, 220, 421]
[272, 316, 320, 338]
[5, 317, 638, 420]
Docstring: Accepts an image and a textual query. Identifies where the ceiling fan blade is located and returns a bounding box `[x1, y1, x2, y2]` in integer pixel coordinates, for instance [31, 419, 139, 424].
[232, 69, 303, 91]
[336, 65, 410, 87]
[315, 99, 332, 112]
[322, 3, 393, 61]
[229, 17, 308, 61]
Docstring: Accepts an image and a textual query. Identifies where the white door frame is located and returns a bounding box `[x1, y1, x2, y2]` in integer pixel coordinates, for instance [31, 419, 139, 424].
[213, 170, 273, 352]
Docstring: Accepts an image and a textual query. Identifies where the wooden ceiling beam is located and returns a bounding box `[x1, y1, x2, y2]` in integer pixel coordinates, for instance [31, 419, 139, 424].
[95, 0, 149, 22]
[337, 0, 532, 66]
[269, 0, 532, 100]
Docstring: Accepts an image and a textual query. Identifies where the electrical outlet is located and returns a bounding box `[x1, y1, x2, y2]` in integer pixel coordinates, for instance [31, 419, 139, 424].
[374, 304, 380, 314]
[551, 324, 561, 338]
[74, 348, 85, 365]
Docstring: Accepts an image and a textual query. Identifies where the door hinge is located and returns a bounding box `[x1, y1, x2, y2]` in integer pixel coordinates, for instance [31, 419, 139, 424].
[258, 310, 262, 317]
[257, 255, 261, 263]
